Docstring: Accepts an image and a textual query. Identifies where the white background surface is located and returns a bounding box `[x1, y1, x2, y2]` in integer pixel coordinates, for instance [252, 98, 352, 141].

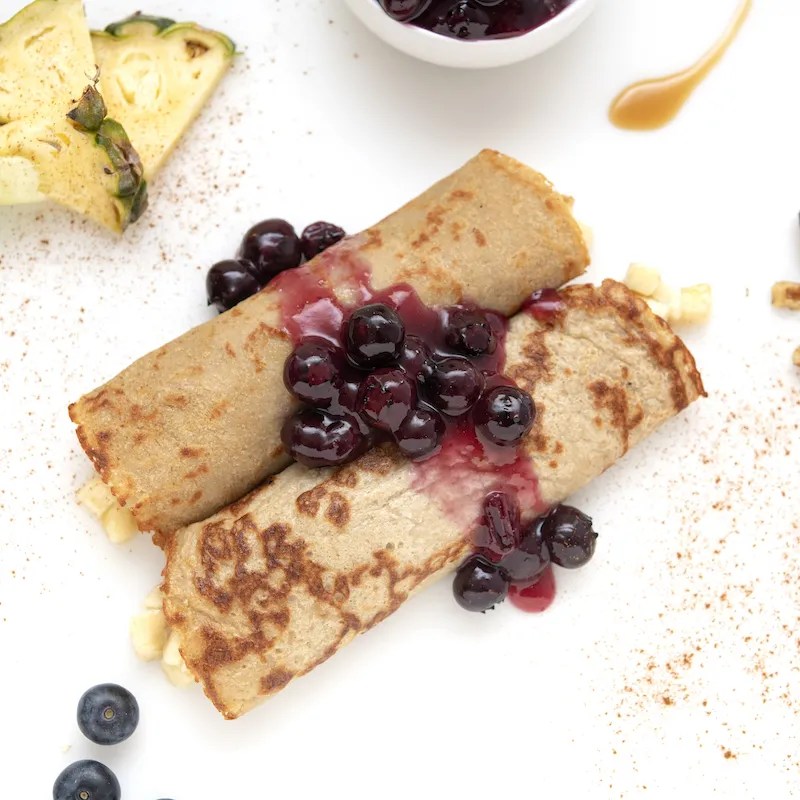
[1, 0, 799, 797]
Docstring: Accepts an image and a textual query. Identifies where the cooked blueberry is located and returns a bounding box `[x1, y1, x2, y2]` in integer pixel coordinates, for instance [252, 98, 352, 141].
[426, 356, 484, 416]
[300, 221, 346, 260]
[540, 504, 597, 569]
[358, 368, 416, 432]
[379, 0, 432, 21]
[77, 683, 139, 746]
[284, 339, 344, 407]
[394, 406, 445, 460]
[336, 377, 361, 414]
[453, 555, 509, 612]
[406, 0, 572, 39]
[499, 516, 551, 587]
[473, 386, 535, 446]
[345, 303, 405, 369]
[398, 334, 433, 382]
[430, 1, 492, 39]
[53, 760, 120, 800]
[238, 218, 302, 283]
[444, 308, 497, 356]
[206, 259, 261, 312]
[474, 491, 520, 559]
[281, 408, 366, 468]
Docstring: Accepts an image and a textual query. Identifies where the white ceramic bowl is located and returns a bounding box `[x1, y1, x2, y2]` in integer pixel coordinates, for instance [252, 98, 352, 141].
[344, 0, 598, 69]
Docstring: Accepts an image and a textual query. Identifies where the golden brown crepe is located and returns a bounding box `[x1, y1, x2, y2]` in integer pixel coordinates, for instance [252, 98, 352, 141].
[69, 149, 589, 535]
[161, 281, 705, 719]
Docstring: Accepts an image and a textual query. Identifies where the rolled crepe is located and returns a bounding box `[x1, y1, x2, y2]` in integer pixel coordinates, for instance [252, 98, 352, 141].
[162, 280, 705, 719]
[69, 149, 589, 535]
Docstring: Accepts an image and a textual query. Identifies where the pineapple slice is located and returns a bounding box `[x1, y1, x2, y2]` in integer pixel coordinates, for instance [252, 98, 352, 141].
[0, 111, 148, 232]
[0, 156, 44, 203]
[0, 0, 93, 123]
[92, 13, 235, 177]
[0, 0, 147, 231]
[76, 476, 116, 518]
[77, 475, 140, 544]
[651, 280, 683, 322]
[623, 262, 712, 325]
[143, 585, 163, 610]
[624, 263, 661, 297]
[0, 0, 93, 205]
[679, 284, 713, 324]
[130, 610, 169, 662]
[161, 631, 196, 687]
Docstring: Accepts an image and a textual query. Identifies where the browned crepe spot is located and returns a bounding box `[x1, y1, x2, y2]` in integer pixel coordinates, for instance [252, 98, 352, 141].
[297, 486, 326, 517]
[180, 447, 205, 459]
[324, 493, 350, 528]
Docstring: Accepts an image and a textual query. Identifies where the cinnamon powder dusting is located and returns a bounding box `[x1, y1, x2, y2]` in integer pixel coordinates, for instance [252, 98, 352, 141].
[589, 371, 800, 785]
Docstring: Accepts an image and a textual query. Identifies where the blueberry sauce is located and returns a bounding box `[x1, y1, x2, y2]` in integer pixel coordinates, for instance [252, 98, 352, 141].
[378, 0, 577, 41]
[273, 244, 596, 614]
[522, 287, 566, 324]
[508, 564, 556, 612]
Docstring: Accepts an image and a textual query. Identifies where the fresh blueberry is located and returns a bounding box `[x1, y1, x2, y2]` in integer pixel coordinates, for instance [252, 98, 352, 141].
[77, 683, 139, 746]
[53, 760, 120, 800]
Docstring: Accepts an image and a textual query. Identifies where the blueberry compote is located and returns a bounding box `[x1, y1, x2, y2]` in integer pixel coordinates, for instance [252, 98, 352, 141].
[278, 254, 529, 471]
[275, 250, 596, 614]
[378, 0, 576, 41]
[456, 493, 598, 613]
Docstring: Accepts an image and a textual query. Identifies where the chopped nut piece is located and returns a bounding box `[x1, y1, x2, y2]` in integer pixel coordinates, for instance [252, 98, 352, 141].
[100, 503, 138, 544]
[793, 346, 800, 367]
[624, 263, 661, 297]
[130, 610, 168, 662]
[772, 281, 800, 310]
[161, 631, 195, 687]
[679, 284, 713, 324]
